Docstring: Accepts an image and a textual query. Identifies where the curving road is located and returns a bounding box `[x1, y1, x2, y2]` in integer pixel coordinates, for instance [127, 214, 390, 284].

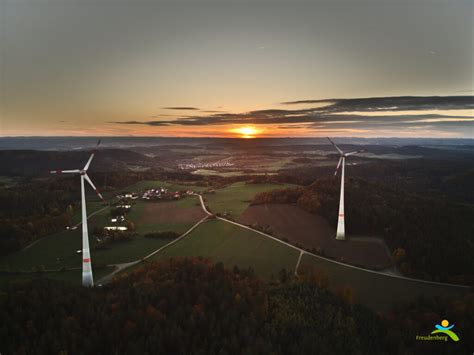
[196, 193, 469, 290]
[99, 192, 470, 296]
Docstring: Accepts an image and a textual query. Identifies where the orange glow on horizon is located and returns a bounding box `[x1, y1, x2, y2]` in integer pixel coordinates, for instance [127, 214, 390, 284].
[229, 125, 262, 138]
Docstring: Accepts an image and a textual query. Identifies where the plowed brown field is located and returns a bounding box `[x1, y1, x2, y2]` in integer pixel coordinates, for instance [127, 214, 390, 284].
[139, 201, 206, 224]
[239, 204, 392, 269]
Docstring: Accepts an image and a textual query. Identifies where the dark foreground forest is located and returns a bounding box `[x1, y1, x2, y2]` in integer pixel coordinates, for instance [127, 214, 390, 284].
[1, 258, 473, 355]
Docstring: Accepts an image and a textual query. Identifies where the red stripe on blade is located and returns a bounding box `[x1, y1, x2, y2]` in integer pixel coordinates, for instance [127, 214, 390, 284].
[83, 258, 91, 263]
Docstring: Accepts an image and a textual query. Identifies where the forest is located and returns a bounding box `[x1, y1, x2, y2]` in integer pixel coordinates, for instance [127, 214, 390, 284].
[252, 177, 474, 286]
[0, 258, 472, 355]
[277, 157, 474, 205]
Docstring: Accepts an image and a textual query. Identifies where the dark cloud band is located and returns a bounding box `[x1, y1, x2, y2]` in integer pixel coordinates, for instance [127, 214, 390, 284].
[162, 107, 200, 110]
[113, 96, 474, 134]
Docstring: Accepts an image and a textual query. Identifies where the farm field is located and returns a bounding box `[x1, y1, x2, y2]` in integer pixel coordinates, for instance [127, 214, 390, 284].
[151, 219, 300, 280]
[131, 197, 204, 237]
[0, 208, 113, 271]
[239, 204, 392, 269]
[138, 199, 205, 225]
[0, 195, 203, 272]
[299, 253, 469, 313]
[204, 181, 291, 218]
[230, 155, 294, 171]
[0, 223, 181, 271]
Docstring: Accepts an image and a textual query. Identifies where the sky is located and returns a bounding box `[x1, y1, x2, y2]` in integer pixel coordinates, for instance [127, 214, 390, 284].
[0, 0, 473, 138]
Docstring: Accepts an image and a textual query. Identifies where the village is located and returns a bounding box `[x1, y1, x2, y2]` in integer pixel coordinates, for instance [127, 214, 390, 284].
[177, 157, 233, 170]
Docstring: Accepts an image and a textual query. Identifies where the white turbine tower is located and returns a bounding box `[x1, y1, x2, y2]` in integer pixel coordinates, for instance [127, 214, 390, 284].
[327, 137, 363, 241]
[50, 140, 103, 287]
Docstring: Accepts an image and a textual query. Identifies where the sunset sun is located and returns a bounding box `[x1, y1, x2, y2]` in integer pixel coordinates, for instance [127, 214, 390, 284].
[230, 126, 262, 138]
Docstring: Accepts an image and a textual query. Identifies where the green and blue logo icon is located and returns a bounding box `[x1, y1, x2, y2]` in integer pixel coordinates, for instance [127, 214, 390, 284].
[431, 319, 459, 342]
[416, 319, 460, 342]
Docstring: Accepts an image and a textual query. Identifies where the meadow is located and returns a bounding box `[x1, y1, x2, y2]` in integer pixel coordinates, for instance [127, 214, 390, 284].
[151, 219, 300, 280]
[299, 253, 469, 313]
[204, 181, 291, 218]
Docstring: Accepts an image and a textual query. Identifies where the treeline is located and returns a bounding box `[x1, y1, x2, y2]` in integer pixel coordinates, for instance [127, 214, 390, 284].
[277, 158, 474, 204]
[1, 258, 472, 354]
[0, 178, 77, 255]
[252, 177, 474, 286]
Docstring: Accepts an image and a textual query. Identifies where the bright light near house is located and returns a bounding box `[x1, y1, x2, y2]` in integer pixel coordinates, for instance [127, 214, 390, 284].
[230, 125, 262, 138]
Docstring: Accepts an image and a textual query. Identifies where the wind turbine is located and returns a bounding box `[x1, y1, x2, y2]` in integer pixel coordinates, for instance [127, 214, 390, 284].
[50, 140, 103, 287]
[327, 137, 363, 241]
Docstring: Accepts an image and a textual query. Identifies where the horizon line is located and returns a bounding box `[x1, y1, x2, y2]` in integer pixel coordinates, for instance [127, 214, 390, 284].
[1, 135, 473, 140]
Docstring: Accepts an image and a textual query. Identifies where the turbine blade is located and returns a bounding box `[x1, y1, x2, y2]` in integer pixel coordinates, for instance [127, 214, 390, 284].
[83, 139, 101, 171]
[334, 157, 342, 176]
[83, 153, 95, 171]
[345, 149, 364, 157]
[50, 169, 80, 174]
[84, 174, 104, 200]
[327, 137, 344, 155]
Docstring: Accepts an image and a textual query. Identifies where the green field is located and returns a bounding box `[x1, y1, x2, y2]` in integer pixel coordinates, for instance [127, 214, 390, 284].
[128, 198, 200, 236]
[205, 181, 291, 218]
[0, 198, 198, 272]
[0, 219, 180, 271]
[151, 219, 299, 280]
[299, 253, 469, 313]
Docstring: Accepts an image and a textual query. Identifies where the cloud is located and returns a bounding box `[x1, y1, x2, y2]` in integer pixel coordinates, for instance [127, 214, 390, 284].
[113, 96, 474, 135]
[162, 106, 199, 110]
[280, 96, 474, 112]
[113, 120, 172, 126]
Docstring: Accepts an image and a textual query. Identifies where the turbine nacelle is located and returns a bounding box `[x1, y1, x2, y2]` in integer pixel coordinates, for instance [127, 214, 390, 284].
[327, 137, 364, 176]
[49, 140, 103, 201]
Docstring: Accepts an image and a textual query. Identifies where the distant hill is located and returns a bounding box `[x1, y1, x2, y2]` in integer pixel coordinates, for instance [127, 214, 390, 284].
[1, 136, 473, 151]
[0, 149, 153, 176]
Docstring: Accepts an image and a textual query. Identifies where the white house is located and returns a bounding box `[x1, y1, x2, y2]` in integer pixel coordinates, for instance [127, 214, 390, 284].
[104, 226, 128, 231]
